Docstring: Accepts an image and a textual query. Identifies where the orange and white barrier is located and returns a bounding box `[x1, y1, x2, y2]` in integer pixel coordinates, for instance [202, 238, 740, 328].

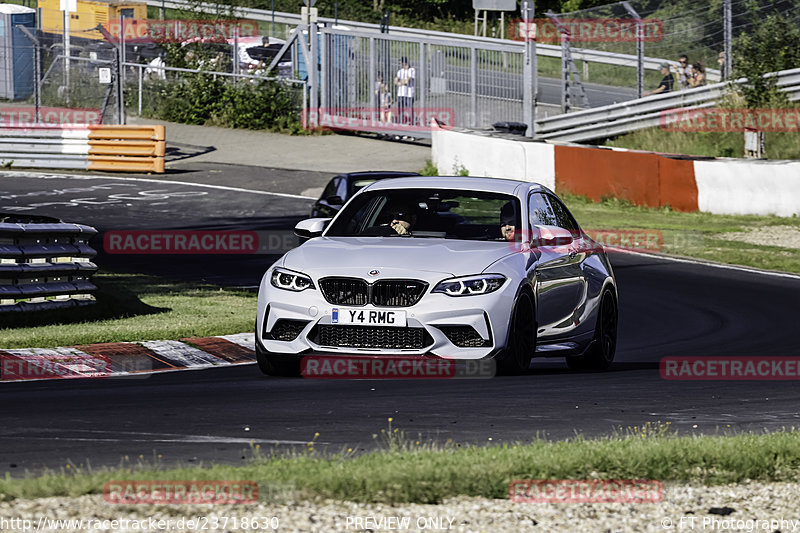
[0, 125, 165, 173]
[432, 126, 800, 216]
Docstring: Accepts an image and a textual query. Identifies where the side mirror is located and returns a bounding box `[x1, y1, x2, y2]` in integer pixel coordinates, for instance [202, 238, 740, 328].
[294, 218, 331, 240]
[326, 195, 344, 206]
[531, 225, 574, 247]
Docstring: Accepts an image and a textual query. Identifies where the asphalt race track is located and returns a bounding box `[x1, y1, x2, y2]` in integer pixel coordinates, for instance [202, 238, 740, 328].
[2, 170, 800, 475]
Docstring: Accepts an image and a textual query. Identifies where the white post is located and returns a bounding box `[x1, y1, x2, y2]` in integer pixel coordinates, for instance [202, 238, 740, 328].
[63, 9, 70, 103]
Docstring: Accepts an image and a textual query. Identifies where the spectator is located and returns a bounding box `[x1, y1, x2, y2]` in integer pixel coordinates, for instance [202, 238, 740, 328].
[717, 50, 727, 79]
[394, 57, 416, 125]
[644, 62, 674, 96]
[145, 55, 166, 81]
[674, 54, 691, 89]
[688, 62, 706, 87]
[375, 74, 393, 123]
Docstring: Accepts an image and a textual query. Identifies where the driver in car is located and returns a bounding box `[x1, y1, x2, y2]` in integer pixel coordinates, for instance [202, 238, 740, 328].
[500, 202, 517, 241]
[390, 207, 416, 235]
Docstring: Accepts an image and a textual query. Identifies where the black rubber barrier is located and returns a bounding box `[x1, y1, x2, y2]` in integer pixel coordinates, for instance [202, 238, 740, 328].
[0, 214, 98, 313]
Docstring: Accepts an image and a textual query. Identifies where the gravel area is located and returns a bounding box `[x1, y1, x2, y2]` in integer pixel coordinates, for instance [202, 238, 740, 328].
[718, 225, 800, 250]
[2, 482, 800, 532]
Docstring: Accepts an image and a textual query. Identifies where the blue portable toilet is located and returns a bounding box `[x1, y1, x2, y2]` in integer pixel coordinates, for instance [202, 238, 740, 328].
[0, 4, 36, 100]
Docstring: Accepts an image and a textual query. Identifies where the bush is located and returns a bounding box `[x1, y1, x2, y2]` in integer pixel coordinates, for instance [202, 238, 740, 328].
[140, 73, 305, 133]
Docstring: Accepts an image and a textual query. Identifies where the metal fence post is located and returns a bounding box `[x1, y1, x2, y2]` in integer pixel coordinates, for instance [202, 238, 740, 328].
[309, 21, 319, 128]
[233, 27, 239, 86]
[560, 25, 569, 111]
[470, 46, 477, 128]
[522, 1, 536, 138]
[113, 48, 124, 125]
[723, 0, 732, 79]
[622, 2, 643, 98]
[418, 42, 426, 125]
[320, 27, 327, 110]
[63, 9, 70, 104]
[368, 36, 376, 120]
[120, 16, 126, 87]
[138, 64, 143, 116]
[17, 25, 41, 123]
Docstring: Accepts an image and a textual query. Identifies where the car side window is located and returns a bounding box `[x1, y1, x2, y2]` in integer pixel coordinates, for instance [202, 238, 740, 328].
[528, 192, 558, 227]
[336, 178, 349, 199]
[321, 178, 339, 200]
[545, 194, 580, 233]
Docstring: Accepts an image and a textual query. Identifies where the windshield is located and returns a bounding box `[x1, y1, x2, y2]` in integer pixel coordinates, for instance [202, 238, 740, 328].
[325, 188, 521, 241]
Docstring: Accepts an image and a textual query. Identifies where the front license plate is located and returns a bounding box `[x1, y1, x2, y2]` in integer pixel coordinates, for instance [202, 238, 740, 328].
[332, 308, 407, 327]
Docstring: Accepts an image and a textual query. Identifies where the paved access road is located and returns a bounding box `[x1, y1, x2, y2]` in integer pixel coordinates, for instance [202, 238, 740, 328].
[1, 169, 799, 475]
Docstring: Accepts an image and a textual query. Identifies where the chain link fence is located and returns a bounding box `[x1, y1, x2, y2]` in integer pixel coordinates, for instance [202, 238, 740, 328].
[549, 0, 800, 100]
[321, 28, 526, 133]
[2, 15, 307, 129]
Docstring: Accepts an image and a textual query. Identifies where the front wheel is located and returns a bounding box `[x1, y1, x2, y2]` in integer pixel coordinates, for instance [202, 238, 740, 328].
[497, 294, 536, 375]
[256, 342, 301, 377]
[566, 288, 617, 371]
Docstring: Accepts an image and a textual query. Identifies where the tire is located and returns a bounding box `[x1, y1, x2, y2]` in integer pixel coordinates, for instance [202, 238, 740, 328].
[566, 288, 617, 371]
[256, 342, 301, 377]
[497, 293, 536, 376]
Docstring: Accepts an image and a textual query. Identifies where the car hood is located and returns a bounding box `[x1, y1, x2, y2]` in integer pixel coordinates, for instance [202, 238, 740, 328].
[281, 237, 518, 281]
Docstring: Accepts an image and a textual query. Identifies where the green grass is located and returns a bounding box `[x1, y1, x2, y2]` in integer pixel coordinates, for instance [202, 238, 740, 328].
[0, 274, 256, 349]
[563, 194, 800, 274]
[606, 127, 800, 159]
[2, 423, 800, 503]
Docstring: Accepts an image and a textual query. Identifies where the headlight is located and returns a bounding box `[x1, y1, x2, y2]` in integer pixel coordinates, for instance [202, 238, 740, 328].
[432, 274, 506, 297]
[270, 267, 315, 292]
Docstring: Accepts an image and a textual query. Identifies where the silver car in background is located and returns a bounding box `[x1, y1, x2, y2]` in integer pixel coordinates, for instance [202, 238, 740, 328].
[256, 176, 618, 376]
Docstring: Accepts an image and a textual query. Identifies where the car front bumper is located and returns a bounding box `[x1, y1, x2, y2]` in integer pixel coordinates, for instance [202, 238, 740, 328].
[256, 271, 519, 360]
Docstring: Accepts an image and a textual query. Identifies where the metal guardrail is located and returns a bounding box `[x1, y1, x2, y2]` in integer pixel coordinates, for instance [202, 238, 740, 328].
[0, 125, 166, 172]
[142, 0, 719, 78]
[536, 68, 800, 142]
[0, 214, 98, 313]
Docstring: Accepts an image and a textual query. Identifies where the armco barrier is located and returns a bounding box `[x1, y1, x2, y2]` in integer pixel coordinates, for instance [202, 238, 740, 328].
[0, 125, 165, 173]
[0, 214, 99, 313]
[431, 126, 800, 216]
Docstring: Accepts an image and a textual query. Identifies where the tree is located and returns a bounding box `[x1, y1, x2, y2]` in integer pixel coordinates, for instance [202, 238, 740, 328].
[732, 9, 800, 108]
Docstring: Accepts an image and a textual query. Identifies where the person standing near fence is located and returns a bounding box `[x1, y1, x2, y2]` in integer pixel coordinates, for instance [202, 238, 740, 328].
[394, 57, 415, 125]
[674, 54, 691, 89]
[644, 62, 674, 96]
[717, 51, 727, 79]
[376, 74, 393, 124]
[688, 62, 706, 87]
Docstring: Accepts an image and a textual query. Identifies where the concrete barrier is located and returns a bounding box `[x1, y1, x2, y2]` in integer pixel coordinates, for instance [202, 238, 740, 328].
[431, 126, 800, 216]
[0, 125, 166, 173]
